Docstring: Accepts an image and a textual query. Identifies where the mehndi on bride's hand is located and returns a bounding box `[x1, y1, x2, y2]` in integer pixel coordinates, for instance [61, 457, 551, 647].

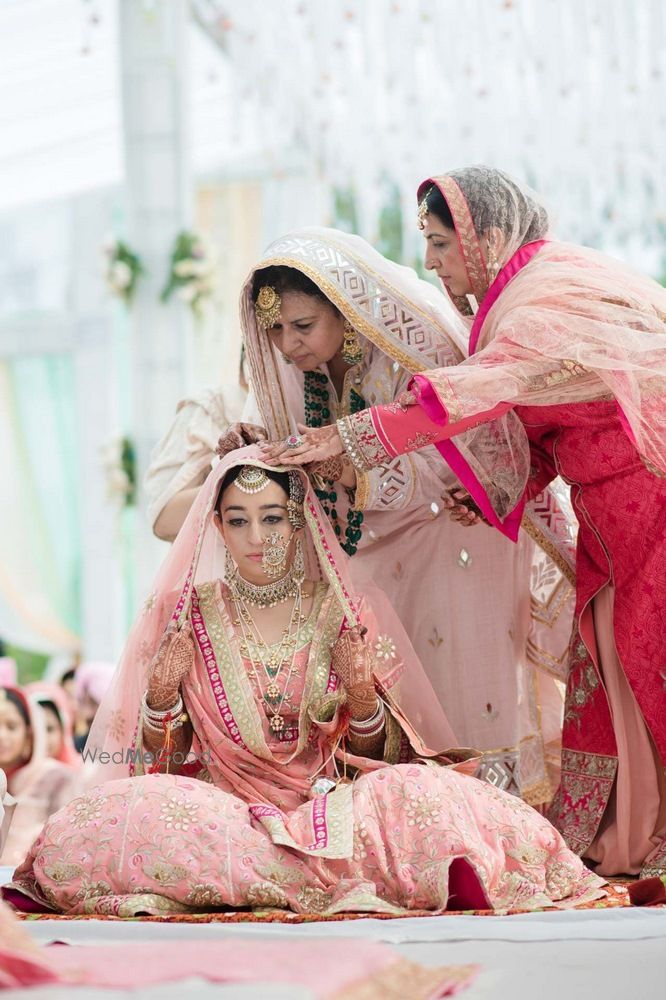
[331, 625, 378, 721]
[146, 622, 194, 712]
[260, 422, 344, 467]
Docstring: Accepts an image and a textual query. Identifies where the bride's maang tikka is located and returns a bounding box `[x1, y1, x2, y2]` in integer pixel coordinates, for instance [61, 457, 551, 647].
[233, 465, 305, 530]
[235, 466, 271, 494]
[254, 285, 282, 330]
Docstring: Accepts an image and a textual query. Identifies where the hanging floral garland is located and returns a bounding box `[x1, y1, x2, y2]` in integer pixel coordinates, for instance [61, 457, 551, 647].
[102, 238, 144, 304]
[160, 230, 218, 319]
[101, 436, 137, 508]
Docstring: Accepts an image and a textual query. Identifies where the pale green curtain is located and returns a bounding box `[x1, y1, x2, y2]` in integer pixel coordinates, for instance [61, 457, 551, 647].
[0, 355, 81, 654]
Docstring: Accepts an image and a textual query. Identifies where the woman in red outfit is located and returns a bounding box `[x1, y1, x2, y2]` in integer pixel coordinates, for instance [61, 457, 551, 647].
[264, 166, 666, 878]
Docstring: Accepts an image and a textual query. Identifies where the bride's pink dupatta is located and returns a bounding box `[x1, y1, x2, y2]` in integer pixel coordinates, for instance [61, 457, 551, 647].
[83, 446, 457, 804]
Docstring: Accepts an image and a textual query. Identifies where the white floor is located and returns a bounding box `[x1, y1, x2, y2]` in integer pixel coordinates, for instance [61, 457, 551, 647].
[9, 907, 666, 999]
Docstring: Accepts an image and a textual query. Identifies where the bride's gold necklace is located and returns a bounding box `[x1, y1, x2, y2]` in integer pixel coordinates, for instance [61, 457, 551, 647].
[232, 590, 307, 734]
[229, 563, 300, 608]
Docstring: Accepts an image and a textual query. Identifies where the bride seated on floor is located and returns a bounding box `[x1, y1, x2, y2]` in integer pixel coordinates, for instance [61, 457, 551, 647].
[6, 447, 604, 917]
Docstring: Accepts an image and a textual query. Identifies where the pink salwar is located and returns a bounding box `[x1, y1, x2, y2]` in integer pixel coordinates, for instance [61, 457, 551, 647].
[585, 586, 666, 875]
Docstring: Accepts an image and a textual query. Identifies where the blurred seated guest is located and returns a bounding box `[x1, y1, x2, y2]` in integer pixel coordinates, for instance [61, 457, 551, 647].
[43, 654, 80, 723]
[145, 355, 248, 543]
[25, 683, 81, 769]
[0, 768, 15, 858]
[58, 669, 77, 719]
[0, 641, 17, 688]
[0, 687, 78, 866]
[73, 662, 115, 753]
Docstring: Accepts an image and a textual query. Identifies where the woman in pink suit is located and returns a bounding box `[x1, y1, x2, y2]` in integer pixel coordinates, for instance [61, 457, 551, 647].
[264, 166, 666, 879]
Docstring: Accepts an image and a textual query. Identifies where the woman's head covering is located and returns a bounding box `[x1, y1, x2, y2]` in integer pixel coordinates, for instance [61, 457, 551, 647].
[242, 226, 528, 520]
[417, 167, 666, 476]
[86, 446, 453, 783]
[241, 226, 469, 439]
[0, 655, 17, 687]
[24, 682, 81, 769]
[417, 166, 550, 311]
[0, 686, 50, 791]
[74, 662, 115, 707]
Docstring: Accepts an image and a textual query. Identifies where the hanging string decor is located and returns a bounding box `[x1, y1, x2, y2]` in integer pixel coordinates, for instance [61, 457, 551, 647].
[191, 0, 666, 274]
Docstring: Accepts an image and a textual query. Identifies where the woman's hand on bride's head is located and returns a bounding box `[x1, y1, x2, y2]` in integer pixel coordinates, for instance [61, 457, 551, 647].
[216, 422, 268, 459]
[260, 423, 344, 466]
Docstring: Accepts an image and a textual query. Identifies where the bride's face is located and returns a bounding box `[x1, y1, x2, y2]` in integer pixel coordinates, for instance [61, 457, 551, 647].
[265, 291, 345, 371]
[422, 217, 472, 297]
[215, 479, 296, 585]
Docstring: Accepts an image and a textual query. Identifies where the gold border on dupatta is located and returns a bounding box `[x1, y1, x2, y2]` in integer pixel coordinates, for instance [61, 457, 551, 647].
[520, 513, 576, 586]
[196, 580, 272, 760]
[239, 286, 293, 439]
[297, 588, 345, 755]
[304, 501, 360, 627]
[431, 175, 489, 305]
[547, 748, 618, 856]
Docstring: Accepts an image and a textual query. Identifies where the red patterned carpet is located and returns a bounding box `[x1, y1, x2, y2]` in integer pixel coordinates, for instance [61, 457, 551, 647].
[16, 881, 646, 923]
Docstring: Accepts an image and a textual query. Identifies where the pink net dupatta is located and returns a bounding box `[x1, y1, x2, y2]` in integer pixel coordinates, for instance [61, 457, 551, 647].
[416, 170, 666, 483]
[84, 446, 457, 787]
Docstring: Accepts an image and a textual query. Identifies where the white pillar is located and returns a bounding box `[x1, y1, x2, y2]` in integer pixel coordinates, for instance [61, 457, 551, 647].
[71, 193, 129, 659]
[118, 0, 192, 598]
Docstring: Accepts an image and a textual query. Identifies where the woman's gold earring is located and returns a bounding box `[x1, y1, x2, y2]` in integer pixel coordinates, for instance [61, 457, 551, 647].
[486, 241, 500, 282]
[342, 319, 364, 365]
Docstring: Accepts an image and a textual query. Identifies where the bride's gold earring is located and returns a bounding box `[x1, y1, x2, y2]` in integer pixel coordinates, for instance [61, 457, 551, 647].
[225, 547, 238, 584]
[486, 240, 500, 282]
[342, 319, 364, 366]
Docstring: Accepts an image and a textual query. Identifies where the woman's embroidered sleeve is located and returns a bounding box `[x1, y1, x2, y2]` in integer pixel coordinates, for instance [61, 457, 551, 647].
[337, 391, 446, 470]
[351, 450, 458, 513]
